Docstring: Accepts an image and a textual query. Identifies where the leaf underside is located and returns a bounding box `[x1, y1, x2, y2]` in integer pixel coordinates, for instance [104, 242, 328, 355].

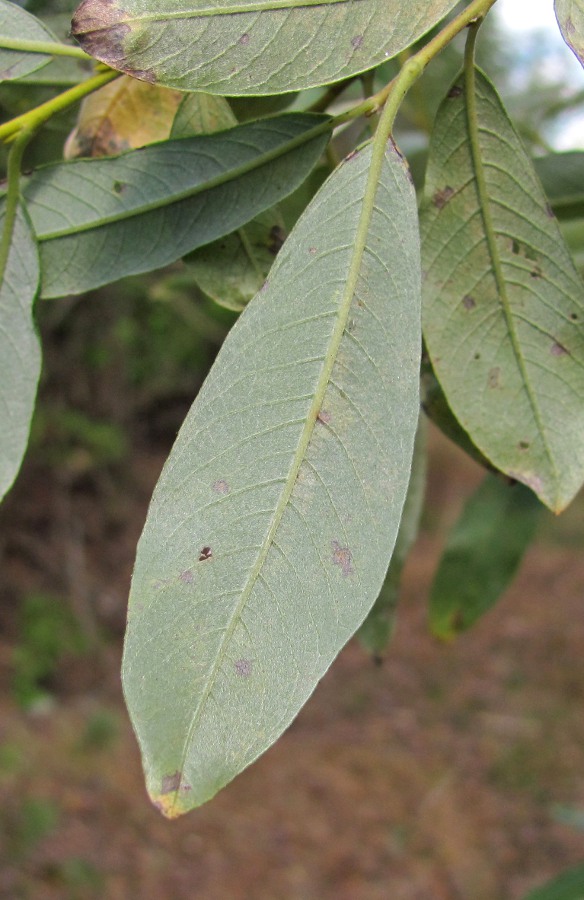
[0, 204, 42, 502]
[21, 113, 330, 298]
[555, 0, 584, 67]
[122, 141, 421, 816]
[0, 0, 59, 81]
[70, 0, 458, 95]
[421, 69, 584, 512]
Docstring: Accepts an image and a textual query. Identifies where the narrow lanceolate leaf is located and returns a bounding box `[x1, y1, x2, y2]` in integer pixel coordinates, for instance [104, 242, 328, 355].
[0, 0, 60, 81]
[21, 113, 330, 298]
[123, 140, 421, 815]
[429, 474, 540, 640]
[70, 0, 458, 95]
[420, 69, 584, 513]
[555, 0, 584, 67]
[172, 93, 287, 311]
[65, 76, 183, 159]
[359, 416, 427, 657]
[0, 203, 42, 501]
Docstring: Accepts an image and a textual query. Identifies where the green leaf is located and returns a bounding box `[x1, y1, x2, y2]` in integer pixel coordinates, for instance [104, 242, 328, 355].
[522, 862, 584, 900]
[535, 151, 584, 220]
[0, 203, 42, 502]
[172, 93, 287, 312]
[70, 0, 458, 95]
[420, 68, 584, 513]
[358, 416, 427, 657]
[429, 474, 540, 640]
[0, 1, 60, 81]
[21, 113, 330, 298]
[123, 140, 421, 815]
[555, 0, 584, 68]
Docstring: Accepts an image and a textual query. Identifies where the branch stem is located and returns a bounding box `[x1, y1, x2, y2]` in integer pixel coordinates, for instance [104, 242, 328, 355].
[0, 37, 91, 60]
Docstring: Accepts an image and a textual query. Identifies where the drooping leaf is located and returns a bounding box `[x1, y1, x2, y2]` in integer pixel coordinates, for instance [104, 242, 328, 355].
[172, 92, 287, 311]
[70, 0, 458, 95]
[0, 0, 60, 81]
[123, 140, 421, 815]
[420, 68, 584, 513]
[358, 416, 427, 658]
[429, 474, 540, 640]
[522, 862, 584, 900]
[0, 203, 42, 501]
[65, 76, 183, 159]
[535, 151, 584, 220]
[21, 113, 330, 298]
[555, 0, 584, 68]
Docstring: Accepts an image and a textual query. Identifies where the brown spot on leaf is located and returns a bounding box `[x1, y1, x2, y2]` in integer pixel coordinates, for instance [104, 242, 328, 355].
[198, 546, 212, 561]
[160, 772, 181, 795]
[308, 246, 318, 255]
[332, 540, 353, 577]
[473, 352, 481, 360]
[179, 570, 194, 584]
[235, 658, 252, 677]
[213, 479, 230, 495]
[239, 33, 250, 45]
[113, 180, 126, 194]
[462, 295, 476, 310]
[518, 440, 530, 451]
[351, 35, 364, 49]
[345, 149, 359, 162]
[545, 203, 555, 218]
[317, 410, 332, 425]
[71, 0, 156, 84]
[448, 84, 463, 98]
[511, 238, 520, 254]
[432, 186, 454, 209]
[487, 367, 501, 389]
[530, 265, 542, 279]
[551, 341, 569, 356]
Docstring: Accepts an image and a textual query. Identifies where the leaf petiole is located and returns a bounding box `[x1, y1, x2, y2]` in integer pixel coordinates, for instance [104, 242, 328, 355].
[0, 36, 91, 60]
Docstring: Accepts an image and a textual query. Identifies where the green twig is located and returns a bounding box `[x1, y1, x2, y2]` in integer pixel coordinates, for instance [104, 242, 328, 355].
[0, 129, 35, 284]
[0, 69, 120, 143]
[0, 37, 91, 61]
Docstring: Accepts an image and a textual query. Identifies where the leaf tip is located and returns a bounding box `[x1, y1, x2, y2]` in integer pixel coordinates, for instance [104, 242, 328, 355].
[71, 0, 157, 84]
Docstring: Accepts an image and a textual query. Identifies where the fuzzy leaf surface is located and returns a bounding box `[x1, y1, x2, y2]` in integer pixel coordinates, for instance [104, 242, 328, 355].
[0, 203, 41, 501]
[70, 0, 458, 95]
[21, 113, 330, 297]
[555, 0, 584, 67]
[123, 140, 421, 815]
[421, 69, 584, 512]
[0, 1, 59, 81]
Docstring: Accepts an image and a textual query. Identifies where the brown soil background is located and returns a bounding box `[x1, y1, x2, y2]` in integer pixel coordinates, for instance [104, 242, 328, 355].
[1, 301, 584, 900]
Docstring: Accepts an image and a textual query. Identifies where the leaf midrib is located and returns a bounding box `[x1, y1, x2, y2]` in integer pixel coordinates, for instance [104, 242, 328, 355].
[464, 64, 557, 490]
[169, 143, 390, 813]
[31, 117, 330, 241]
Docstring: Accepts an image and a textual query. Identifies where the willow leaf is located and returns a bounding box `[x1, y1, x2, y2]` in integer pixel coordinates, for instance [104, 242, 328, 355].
[123, 140, 421, 815]
[21, 113, 330, 298]
[0, 203, 41, 501]
[555, 0, 584, 67]
[421, 68, 584, 513]
[429, 474, 540, 639]
[0, 1, 60, 81]
[70, 0, 458, 95]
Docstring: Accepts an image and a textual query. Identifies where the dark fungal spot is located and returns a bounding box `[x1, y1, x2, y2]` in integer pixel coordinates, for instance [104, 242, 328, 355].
[511, 238, 520, 254]
[551, 341, 569, 356]
[462, 295, 476, 310]
[235, 658, 252, 677]
[570, 312, 578, 321]
[487, 367, 501, 389]
[530, 265, 542, 279]
[332, 540, 353, 577]
[432, 186, 455, 209]
[474, 352, 481, 360]
[448, 84, 463, 98]
[179, 570, 194, 584]
[518, 440, 530, 450]
[351, 34, 364, 49]
[239, 32, 250, 45]
[213, 479, 230, 495]
[113, 180, 125, 194]
[160, 772, 181, 795]
[198, 546, 212, 561]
